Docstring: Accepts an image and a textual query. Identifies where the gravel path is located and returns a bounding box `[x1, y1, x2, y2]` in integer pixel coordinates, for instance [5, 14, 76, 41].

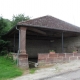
[13, 60, 80, 80]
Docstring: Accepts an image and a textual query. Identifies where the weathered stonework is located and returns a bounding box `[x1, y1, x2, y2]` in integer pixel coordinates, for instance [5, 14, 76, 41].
[19, 27, 27, 54]
[38, 53, 80, 67]
[8, 36, 80, 59]
[18, 27, 29, 69]
[52, 36, 80, 53]
[18, 54, 29, 69]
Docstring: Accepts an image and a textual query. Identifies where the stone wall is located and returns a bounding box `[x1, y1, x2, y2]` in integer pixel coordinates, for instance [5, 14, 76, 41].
[8, 36, 80, 58]
[51, 36, 80, 53]
[26, 36, 80, 58]
[26, 40, 51, 58]
[38, 53, 80, 67]
[8, 39, 52, 58]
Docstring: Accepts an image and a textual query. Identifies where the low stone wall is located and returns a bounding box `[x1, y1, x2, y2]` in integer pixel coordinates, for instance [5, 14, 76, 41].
[11, 53, 17, 60]
[38, 53, 80, 66]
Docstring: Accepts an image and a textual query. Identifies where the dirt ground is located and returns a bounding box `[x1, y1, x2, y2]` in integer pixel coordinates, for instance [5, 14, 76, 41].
[13, 60, 80, 80]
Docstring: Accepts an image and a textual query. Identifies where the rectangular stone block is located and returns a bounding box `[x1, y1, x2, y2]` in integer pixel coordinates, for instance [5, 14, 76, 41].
[38, 54, 48, 60]
[66, 53, 73, 58]
[63, 57, 69, 62]
[38, 60, 46, 66]
[38, 54, 48, 59]
[18, 54, 29, 69]
[74, 53, 80, 56]
[78, 56, 80, 60]
[58, 53, 65, 57]
[19, 54, 28, 58]
[46, 57, 54, 64]
[38, 57, 47, 60]
[49, 54, 58, 58]
[19, 58, 28, 66]
[70, 56, 77, 61]
[54, 57, 63, 63]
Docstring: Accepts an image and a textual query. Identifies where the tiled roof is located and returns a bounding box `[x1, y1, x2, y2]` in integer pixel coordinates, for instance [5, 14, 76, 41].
[18, 15, 80, 32]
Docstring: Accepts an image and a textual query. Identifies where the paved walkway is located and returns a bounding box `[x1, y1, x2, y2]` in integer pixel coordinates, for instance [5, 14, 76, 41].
[46, 69, 80, 80]
[13, 60, 80, 80]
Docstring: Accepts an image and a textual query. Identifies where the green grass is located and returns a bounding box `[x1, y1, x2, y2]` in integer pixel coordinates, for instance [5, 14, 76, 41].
[0, 56, 23, 80]
[29, 68, 38, 74]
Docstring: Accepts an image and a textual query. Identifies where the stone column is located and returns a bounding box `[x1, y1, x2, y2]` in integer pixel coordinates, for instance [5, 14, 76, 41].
[18, 27, 29, 69]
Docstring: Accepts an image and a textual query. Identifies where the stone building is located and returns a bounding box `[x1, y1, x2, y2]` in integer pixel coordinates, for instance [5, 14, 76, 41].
[5, 15, 80, 68]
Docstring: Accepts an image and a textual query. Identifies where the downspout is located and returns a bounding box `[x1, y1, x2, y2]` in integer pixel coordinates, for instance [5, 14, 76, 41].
[16, 26, 20, 66]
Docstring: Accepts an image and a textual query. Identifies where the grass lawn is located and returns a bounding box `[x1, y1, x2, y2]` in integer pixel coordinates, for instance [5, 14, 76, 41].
[29, 68, 38, 74]
[0, 56, 23, 80]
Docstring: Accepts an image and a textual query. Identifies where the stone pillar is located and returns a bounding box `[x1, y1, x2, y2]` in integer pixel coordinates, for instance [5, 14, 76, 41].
[18, 27, 29, 69]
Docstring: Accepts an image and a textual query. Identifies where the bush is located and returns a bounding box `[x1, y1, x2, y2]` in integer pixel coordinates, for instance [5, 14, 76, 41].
[0, 50, 8, 56]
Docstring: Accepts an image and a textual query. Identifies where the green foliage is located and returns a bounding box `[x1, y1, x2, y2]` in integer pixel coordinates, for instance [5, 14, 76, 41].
[0, 14, 30, 55]
[0, 50, 8, 55]
[3, 19, 12, 32]
[0, 56, 22, 80]
[0, 39, 10, 55]
[12, 14, 30, 26]
[49, 50, 55, 52]
[0, 17, 12, 34]
[0, 17, 11, 55]
[0, 17, 7, 35]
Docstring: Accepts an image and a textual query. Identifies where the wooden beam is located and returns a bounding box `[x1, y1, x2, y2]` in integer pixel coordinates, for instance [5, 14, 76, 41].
[28, 28, 46, 35]
[8, 30, 17, 36]
[26, 35, 55, 40]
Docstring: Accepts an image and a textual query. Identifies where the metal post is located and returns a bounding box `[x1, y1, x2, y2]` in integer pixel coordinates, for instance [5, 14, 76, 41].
[62, 32, 64, 53]
[14, 34, 15, 53]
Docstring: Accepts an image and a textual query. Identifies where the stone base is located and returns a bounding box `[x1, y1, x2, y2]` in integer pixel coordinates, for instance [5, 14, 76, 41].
[18, 54, 29, 69]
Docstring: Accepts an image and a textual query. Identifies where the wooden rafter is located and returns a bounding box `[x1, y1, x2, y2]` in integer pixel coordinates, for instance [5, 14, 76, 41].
[28, 28, 46, 35]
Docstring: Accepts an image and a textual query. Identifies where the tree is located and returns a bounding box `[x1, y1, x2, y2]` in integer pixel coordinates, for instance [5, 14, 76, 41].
[0, 14, 30, 55]
[0, 17, 12, 34]
[4, 19, 12, 32]
[0, 17, 7, 35]
[0, 17, 10, 55]
[12, 14, 30, 26]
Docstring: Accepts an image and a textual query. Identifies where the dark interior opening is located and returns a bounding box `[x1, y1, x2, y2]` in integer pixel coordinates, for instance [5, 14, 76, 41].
[28, 58, 38, 68]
